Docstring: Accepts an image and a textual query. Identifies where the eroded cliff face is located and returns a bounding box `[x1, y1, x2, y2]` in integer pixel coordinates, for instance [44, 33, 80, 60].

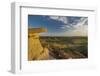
[28, 28, 49, 60]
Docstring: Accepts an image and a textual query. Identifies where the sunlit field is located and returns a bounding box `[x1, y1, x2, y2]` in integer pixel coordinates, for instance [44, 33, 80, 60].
[40, 36, 88, 59]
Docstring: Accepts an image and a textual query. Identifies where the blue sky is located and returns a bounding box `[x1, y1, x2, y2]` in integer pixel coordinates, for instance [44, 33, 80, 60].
[28, 15, 88, 36]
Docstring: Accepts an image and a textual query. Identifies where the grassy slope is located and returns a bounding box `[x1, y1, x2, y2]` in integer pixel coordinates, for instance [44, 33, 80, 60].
[40, 36, 88, 59]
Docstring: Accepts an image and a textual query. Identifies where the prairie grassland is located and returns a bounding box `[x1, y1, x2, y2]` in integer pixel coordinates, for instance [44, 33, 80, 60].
[40, 36, 88, 59]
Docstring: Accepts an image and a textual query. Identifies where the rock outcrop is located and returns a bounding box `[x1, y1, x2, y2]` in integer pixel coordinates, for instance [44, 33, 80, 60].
[28, 28, 49, 60]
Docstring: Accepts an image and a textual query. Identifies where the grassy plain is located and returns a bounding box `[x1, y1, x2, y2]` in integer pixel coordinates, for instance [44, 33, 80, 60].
[40, 36, 88, 59]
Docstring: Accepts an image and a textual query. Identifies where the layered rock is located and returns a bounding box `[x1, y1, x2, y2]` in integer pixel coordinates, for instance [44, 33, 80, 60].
[28, 28, 49, 60]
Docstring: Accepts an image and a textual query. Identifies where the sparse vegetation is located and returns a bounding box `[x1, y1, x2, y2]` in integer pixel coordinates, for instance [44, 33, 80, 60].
[40, 36, 88, 59]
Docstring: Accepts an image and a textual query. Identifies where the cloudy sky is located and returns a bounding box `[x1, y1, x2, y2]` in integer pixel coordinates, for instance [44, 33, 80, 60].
[28, 15, 88, 36]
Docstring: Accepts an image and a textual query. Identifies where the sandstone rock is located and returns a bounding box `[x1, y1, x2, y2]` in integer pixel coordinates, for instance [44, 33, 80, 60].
[28, 28, 49, 60]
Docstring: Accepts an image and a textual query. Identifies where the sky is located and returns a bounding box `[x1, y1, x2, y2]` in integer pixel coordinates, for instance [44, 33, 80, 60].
[28, 15, 88, 36]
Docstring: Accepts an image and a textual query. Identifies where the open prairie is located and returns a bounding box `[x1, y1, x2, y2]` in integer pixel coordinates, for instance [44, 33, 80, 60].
[40, 36, 88, 59]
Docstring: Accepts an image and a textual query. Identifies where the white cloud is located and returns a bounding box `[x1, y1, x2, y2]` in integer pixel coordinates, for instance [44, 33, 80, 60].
[40, 17, 88, 36]
[71, 25, 88, 36]
[49, 16, 68, 24]
[75, 17, 88, 27]
[56, 17, 88, 36]
[65, 17, 88, 36]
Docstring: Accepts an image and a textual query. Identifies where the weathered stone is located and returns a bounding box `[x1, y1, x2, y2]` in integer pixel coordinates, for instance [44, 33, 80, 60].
[28, 28, 49, 60]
